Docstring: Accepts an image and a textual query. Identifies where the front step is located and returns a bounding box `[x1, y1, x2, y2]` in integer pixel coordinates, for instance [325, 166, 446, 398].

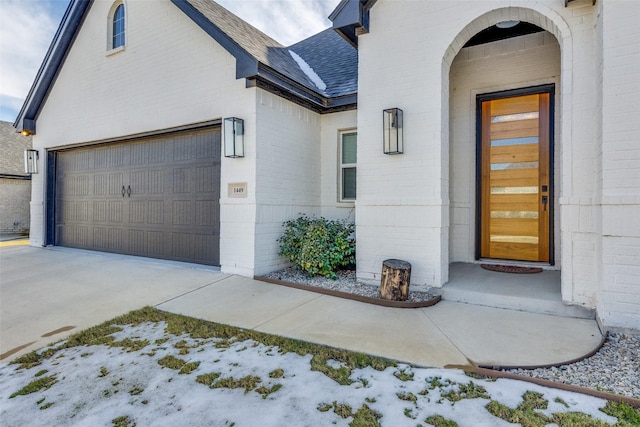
[443, 263, 596, 320]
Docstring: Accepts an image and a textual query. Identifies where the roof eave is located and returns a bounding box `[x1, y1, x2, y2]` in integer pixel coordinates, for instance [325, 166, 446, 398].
[250, 65, 356, 114]
[329, 0, 377, 48]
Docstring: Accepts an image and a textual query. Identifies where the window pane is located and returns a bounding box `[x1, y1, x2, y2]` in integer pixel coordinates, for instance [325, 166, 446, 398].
[112, 4, 125, 49]
[342, 133, 357, 164]
[491, 186, 538, 194]
[490, 137, 538, 147]
[491, 112, 539, 123]
[342, 167, 356, 200]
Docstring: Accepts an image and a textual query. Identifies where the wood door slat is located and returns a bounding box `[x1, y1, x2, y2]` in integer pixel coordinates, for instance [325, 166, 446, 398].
[490, 168, 539, 187]
[490, 119, 539, 139]
[490, 217, 539, 237]
[490, 94, 539, 116]
[489, 241, 539, 261]
[491, 144, 539, 163]
[490, 194, 539, 212]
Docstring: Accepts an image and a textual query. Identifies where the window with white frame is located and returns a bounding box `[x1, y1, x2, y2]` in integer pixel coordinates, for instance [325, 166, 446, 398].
[109, 2, 125, 51]
[340, 131, 357, 201]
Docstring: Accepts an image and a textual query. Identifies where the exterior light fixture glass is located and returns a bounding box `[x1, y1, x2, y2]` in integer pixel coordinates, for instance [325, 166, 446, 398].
[496, 20, 520, 29]
[224, 117, 244, 158]
[24, 149, 39, 174]
[383, 108, 403, 155]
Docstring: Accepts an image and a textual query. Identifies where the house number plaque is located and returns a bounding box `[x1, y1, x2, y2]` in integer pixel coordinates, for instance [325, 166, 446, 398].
[228, 182, 248, 198]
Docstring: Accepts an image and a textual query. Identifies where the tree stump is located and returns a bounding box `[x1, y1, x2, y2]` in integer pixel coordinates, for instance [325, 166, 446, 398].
[379, 259, 411, 301]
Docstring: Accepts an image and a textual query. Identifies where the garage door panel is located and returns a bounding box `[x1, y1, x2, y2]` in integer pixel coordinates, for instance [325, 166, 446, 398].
[55, 128, 220, 265]
[196, 166, 218, 193]
[195, 200, 218, 226]
[173, 136, 194, 162]
[148, 200, 165, 224]
[106, 173, 124, 196]
[129, 200, 146, 223]
[173, 168, 192, 193]
[172, 200, 193, 225]
[148, 170, 164, 194]
[130, 170, 148, 195]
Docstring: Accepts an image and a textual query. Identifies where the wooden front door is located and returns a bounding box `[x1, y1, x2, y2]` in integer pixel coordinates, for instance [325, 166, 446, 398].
[479, 89, 552, 262]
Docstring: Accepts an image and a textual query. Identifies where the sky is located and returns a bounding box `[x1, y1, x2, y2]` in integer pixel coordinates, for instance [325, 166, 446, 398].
[0, 320, 619, 426]
[0, 0, 341, 124]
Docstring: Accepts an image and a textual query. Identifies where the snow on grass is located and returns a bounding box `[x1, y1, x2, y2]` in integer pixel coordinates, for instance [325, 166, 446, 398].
[0, 314, 628, 426]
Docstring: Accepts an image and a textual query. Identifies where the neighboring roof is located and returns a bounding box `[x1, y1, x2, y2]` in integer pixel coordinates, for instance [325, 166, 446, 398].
[15, 0, 359, 135]
[0, 121, 32, 178]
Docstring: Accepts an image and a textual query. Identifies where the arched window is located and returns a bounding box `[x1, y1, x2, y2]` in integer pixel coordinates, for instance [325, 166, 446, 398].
[112, 3, 125, 49]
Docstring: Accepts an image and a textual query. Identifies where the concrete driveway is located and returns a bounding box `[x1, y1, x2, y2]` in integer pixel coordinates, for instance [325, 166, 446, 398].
[0, 245, 226, 361]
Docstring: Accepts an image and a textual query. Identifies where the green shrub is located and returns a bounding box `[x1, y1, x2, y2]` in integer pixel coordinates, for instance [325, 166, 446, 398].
[278, 214, 355, 279]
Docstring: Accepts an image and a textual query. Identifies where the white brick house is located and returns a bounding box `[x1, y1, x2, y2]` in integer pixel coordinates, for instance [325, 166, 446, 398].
[15, 0, 639, 331]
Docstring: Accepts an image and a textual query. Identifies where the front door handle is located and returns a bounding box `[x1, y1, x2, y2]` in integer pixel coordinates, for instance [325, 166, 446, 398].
[127, 185, 132, 198]
[542, 195, 548, 211]
[121, 185, 126, 197]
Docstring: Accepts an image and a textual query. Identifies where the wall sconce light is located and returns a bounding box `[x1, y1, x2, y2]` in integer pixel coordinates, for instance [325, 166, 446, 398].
[224, 117, 244, 158]
[383, 108, 403, 154]
[24, 149, 39, 174]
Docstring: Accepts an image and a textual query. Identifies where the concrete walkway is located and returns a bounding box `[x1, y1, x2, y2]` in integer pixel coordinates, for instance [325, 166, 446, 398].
[1, 245, 603, 369]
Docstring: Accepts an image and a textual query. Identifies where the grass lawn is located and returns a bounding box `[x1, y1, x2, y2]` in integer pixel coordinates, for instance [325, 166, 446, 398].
[1, 307, 638, 426]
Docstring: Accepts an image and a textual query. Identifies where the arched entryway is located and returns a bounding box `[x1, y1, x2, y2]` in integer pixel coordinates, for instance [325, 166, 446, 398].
[441, 7, 577, 314]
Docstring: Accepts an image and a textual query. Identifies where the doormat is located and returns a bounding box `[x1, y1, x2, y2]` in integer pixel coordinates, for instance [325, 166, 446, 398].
[481, 264, 543, 274]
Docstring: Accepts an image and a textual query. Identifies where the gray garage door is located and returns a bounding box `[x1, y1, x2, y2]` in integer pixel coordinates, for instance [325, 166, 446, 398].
[54, 128, 221, 265]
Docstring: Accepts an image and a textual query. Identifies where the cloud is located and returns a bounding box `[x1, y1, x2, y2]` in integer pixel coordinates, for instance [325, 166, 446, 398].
[216, 0, 341, 45]
[0, 1, 59, 103]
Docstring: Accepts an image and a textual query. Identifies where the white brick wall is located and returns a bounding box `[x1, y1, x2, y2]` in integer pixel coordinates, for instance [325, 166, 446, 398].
[597, 0, 640, 330]
[252, 90, 322, 276]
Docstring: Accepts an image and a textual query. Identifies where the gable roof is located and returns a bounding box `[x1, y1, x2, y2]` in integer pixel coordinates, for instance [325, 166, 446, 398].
[15, 0, 358, 135]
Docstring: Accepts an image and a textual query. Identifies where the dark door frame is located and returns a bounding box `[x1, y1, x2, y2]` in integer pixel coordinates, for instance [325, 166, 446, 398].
[474, 83, 555, 264]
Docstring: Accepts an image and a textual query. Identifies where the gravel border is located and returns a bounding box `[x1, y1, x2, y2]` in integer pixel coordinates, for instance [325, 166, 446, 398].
[262, 267, 440, 303]
[263, 267, 639, 400]
[504, 332, 640, 399]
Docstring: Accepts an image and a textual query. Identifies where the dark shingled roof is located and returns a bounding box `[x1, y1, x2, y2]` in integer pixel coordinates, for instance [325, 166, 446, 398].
[289, 28, 358, 98]
[184, 0, 357, 99]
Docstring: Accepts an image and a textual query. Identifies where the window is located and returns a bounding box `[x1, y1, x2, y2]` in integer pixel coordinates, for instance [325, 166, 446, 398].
[111, 3, 125, 50]
[340, 131, 357, 201]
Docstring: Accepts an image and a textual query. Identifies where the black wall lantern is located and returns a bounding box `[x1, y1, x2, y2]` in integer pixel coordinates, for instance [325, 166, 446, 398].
[224, 117, 244, 158]
[383, 108, 403, 154]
